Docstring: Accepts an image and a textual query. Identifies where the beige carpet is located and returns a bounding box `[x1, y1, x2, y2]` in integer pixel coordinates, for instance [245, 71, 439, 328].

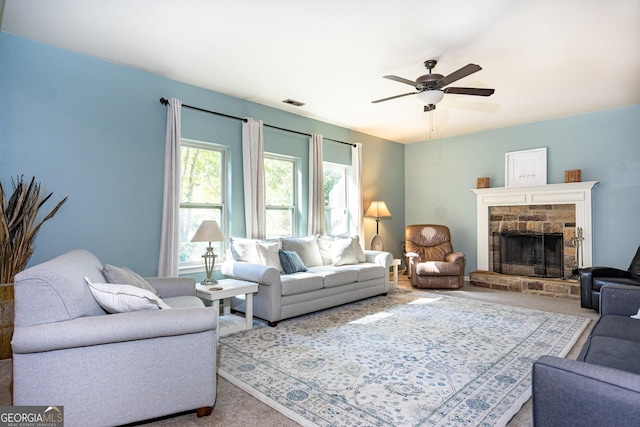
[0, 276, 598, 426]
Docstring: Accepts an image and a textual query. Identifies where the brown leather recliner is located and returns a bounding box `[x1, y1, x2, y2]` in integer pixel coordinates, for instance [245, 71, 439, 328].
[405, 224, 465, 289]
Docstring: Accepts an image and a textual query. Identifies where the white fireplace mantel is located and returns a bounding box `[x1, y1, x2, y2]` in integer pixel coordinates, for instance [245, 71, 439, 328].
[471, 181, 598, 271]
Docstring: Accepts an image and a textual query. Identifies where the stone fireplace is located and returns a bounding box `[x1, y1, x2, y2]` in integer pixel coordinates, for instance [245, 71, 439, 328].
[470, 181, 598, 299]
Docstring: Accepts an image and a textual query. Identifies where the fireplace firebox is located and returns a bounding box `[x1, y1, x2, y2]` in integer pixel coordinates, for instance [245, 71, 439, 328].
[493, 231, 564, 278]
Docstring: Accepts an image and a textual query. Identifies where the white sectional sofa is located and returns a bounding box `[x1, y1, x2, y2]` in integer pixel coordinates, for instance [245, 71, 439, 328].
[221, 235, 392, 326]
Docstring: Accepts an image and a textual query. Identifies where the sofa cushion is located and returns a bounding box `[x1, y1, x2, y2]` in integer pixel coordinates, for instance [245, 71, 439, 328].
[280, 273, 324, 296]
[416, 261, 461, 276]
[256, 240, 284, 273]
[281, 236, 323, 267]
[103, 264, 158, 295]
[230, 237, 261, 264]
[578, 335, 640, 375]
[279, 250, 308, 274]
[163, 295, 206, 308]
[307, 267, 359, 288]
[589, 315, 640, 342]
[347, 263, 386, 282]
[85, 279, 171, 313]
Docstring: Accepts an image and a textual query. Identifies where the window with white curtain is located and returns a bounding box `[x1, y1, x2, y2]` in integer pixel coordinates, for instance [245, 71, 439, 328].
[264, 153, 297, 238]
[323, 162, 350, 236]
[179, 139, 227, 269]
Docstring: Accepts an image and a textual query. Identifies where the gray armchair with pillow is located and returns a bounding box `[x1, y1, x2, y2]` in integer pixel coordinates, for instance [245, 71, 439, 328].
[12, 249, 218, 427]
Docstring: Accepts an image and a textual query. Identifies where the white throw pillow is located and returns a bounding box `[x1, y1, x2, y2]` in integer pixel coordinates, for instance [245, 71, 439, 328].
[281, 236, 323, 267]
[351, 235, 366, 263]
[84, 277, 171, 313]
[229, 237, 261, 264]
[330, 237, 359, 266]
[316, 235, 335, 265]
[256, 240, 284, 273]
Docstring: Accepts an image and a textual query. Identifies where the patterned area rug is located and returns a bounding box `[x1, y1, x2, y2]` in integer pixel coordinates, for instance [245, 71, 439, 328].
[218, 290, 590, 427]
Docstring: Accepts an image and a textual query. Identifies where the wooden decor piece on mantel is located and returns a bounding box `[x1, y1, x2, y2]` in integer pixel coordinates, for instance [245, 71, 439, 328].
[477, 177, 490, 189]
[565, 169, 582, 183]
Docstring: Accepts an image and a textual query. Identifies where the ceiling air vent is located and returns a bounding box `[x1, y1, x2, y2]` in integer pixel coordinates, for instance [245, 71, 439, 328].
[282, 99, 305, 107]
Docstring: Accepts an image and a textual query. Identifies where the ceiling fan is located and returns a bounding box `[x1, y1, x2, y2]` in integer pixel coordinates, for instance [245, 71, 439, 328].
[372, 59, 495, 112]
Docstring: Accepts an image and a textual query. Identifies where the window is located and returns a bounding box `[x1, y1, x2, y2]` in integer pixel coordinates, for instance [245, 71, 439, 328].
[324, 163, 349, 236]
[179, 140, 226, 269]
[264, 154, 297, 238]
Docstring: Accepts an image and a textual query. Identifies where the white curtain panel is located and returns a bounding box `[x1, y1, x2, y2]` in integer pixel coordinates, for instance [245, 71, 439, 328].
[242, 118, 266, 239]
[350, 143, 364, 243]
[158, 98, 181, 277]
[308, 133, 324, 235]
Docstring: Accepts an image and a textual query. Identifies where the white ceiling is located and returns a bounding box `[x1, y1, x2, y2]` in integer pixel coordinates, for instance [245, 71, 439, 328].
[2, 0, 639, 144]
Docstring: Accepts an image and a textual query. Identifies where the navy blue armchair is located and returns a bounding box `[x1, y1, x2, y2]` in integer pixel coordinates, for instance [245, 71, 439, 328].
[579, 245, 640, 311]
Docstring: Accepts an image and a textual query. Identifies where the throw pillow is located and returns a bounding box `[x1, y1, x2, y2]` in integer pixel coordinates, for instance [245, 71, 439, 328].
[103, 264, 158, 296]
[316, 235, 335, 266]
[281, 236, 323, 267]
[256, 240, 284, 273]
[351, 235, 366, 263]
[278, 249, 308, 274]
[229, 237, 261, 264]
[330, 237, 359, 266]
[84, 277, 171, 313]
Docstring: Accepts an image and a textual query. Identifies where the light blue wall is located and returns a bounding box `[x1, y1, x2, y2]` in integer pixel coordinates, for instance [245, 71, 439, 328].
[405, 104, 640, 273]
[1, 32, 405, 276]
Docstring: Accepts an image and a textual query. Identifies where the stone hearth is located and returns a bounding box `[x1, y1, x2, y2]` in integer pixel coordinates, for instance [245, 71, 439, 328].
[469, 270, 579, 299]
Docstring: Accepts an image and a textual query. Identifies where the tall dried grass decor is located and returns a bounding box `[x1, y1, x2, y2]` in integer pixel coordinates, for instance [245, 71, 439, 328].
[0, 176, 66, 358]
[0, 176, 67, 283]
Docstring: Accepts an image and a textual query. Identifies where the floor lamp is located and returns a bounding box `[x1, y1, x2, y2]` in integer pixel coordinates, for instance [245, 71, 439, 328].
[364, 201, 392, 250]
[190, 220, 226, 284]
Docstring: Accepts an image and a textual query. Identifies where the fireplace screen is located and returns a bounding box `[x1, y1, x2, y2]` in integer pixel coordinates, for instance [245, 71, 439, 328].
[493, 231, 564, 278]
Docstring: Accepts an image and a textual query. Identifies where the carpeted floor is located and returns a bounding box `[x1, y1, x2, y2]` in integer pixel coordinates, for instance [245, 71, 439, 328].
[0, 276, 598, 426]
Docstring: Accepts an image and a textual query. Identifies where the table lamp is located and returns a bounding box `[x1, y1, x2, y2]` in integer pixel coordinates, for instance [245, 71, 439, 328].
[364, 201, 392, 250]
[190, 220, 226, 284]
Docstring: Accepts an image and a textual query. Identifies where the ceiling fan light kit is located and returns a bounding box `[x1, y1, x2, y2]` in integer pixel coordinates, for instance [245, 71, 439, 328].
[415, 90, 444, 106]
[372, 59, 495, 111]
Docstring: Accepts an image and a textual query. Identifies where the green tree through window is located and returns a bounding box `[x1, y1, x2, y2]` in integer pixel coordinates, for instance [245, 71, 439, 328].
[324, 163, 349, 235]
[264, 154, 296, 238]
[179, 141, 226, 266]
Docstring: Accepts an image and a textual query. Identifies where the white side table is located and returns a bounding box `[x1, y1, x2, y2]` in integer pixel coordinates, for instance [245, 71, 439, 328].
[391, 259, 401, 288]
[196, 278, 258, 337]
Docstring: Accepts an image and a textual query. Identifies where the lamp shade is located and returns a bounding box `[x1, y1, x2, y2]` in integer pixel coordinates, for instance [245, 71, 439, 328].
[364, 201, 392, 219]
[190, 220, 226, 243]
[416, 90, 445, 106]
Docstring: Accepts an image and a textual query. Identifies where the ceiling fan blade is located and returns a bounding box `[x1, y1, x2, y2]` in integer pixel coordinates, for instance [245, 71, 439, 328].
[444, 87, 495, 96]
[383, 75, 420, 88]
[436, 64, 482, 88]
[372, 92, 418, 103]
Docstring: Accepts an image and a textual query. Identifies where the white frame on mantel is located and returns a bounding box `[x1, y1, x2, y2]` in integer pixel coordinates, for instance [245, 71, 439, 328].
[471, 181, 598, 272]
[505, 147, 547, 187]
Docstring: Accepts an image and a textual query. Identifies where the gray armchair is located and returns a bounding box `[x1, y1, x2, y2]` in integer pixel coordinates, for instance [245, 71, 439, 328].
[12, 250, 218, 427]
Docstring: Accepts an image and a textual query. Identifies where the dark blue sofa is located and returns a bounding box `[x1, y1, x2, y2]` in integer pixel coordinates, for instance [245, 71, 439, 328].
[532, 283, 640, 426]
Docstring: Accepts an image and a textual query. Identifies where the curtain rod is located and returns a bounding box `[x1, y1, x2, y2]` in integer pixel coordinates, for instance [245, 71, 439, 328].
[160, 97, 355, 147]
